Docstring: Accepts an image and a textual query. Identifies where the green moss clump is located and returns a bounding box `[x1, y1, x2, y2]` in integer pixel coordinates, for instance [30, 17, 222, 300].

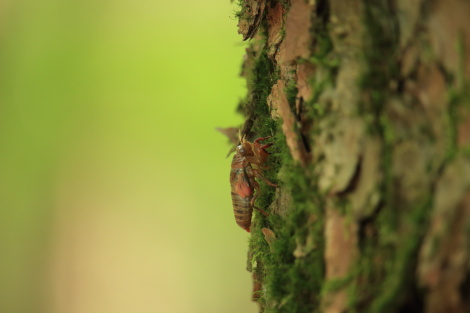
[232, 0, 244, 19]
[238, 48, 279, 139]
[249, 129, 325, 312]
[285, 77, 298, 110]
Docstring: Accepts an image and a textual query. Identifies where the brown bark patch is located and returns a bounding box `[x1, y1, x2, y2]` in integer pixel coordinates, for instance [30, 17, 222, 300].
[322, 205, 358, 313]
[261, 227, 276, 250]
[400, 44, 420, 78]
[324, 206, 358, 278]
[267, 80, 308, 166]
[266, 2, 284, 58]
[296, 62, 315, 108]
[280, 0, 313, 64]
[252, 271, 263, 301]
[415, 64, 447, 114]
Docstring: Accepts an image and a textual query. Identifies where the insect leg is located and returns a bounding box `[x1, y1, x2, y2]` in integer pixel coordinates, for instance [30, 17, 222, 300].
[253, 136, 273, 143]
[250, 191, 269, 217]
[260, 143, 273, 150]
[253, 206, 269, 217]
[254, 169, 279, 187]
[248, 181, 270, 217]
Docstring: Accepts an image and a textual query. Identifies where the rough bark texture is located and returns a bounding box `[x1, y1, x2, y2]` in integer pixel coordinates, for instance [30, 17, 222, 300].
[234, 0, 470, 312]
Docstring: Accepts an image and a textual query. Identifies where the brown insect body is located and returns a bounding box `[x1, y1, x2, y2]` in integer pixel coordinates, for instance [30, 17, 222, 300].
[230, 136, 277, 232]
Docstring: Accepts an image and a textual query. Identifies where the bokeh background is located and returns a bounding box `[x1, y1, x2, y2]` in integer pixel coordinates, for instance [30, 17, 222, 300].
[0, 1, 257, 312]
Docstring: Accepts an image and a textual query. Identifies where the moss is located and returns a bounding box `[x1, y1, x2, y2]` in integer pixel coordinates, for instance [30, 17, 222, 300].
[251, 153, 325, 312]
[445, 88, 459, 162]
[358, 1, 399, 129]
[368, 197, 432, 313]
[232, 0, 244, 19]
[239, 0, 337, 312]
[350, 229, 381, 311]
[312, 0, 332, 58]
[238, 48, 278, 138]
[322, 275, 354, 294]
[378, 114, 396, 230]
[457, 88, 470, 156]
[245, 1, 335, 310]
[456, 33, 466, 89]
[304, 3, 336, 123]
[284, 77, 298, 110]
[449, 41, 470, 155]
[246, 125, 325, 312]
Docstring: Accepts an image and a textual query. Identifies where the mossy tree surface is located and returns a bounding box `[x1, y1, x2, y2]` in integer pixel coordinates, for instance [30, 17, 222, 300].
[232, 0, 470, 312]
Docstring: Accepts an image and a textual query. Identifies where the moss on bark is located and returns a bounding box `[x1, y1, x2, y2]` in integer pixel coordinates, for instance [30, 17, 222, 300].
[232, 0, 470, 312]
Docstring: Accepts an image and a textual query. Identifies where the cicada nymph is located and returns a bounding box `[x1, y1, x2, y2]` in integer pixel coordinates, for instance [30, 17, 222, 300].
[230, 136, 277, 232]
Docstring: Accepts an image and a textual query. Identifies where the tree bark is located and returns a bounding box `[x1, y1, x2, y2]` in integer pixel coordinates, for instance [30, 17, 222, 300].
[234, 0, 470, 312]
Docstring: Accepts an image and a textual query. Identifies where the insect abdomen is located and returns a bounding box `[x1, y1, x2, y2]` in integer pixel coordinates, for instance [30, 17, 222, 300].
[231, 191, 253, 232]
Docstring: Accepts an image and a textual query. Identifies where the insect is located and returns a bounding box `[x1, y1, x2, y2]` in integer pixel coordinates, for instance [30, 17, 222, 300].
[230, 136, 278, 232]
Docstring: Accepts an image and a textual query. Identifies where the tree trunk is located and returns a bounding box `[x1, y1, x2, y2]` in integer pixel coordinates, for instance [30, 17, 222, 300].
[233, 0, 470, 312]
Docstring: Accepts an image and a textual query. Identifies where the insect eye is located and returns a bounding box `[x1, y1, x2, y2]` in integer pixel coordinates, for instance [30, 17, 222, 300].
[237, 145, 244, 153]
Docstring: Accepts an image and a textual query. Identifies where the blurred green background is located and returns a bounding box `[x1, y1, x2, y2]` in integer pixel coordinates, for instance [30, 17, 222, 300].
[0, 1, 257, 312]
